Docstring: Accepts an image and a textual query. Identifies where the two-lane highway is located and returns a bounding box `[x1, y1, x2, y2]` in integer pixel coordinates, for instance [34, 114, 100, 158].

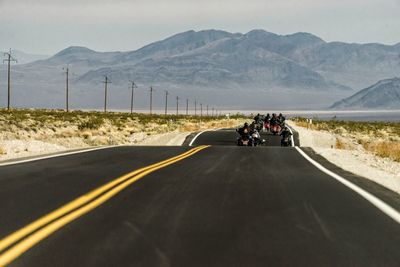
[189, 128, 284, 146]
[0, 130, 399, 266]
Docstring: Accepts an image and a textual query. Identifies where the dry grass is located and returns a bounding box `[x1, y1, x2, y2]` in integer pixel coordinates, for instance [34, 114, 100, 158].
[293, 117, 400, 162]
[295, 120, 315, 130]
[335, 138, 347, 150]
[0, 146, 6, 155]
[0, 108, 249, 149]
[362, 141, 400, 162]
[293, 117, 400, 137]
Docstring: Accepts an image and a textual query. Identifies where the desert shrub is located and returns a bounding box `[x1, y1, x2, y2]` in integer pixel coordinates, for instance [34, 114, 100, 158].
[363, 141, 400, 162]
[335, 138, 347, 150]
[294, 117, 400, 139]
[78, 117, 104, 130]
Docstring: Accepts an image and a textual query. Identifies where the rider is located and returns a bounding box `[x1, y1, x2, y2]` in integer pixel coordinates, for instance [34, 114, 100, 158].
[278, 113, 286, 126]
[250, 121, 260, 134]
[237, 122, 250, 137]
[280, 126, 293, 146]
[264, 113, 271, 123]
[270, 113, 278, 126]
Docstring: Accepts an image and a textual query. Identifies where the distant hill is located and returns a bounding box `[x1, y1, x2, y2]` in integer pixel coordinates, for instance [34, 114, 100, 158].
[10, 50, 49, 64]
[331, 78, 400, 110]
[1, 29, 399, 110]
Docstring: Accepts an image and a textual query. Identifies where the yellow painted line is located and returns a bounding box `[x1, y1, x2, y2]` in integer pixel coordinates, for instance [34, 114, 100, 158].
[0, 145, 209, 266]
[0, 145, 206, 253]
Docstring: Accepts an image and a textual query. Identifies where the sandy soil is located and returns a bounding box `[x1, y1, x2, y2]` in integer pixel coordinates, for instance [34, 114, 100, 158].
[0, 131, 191, 161]
[0, 111, 246, 162]
[133, 131, 190, 146]
[288, 121, 400, 194]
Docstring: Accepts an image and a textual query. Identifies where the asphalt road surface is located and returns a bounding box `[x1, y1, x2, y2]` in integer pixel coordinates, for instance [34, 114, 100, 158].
[192, 129, 282, 146]
[0, 130, 399, 266]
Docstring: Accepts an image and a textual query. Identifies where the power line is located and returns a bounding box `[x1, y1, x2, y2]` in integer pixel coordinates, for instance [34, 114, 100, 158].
[176, 96, 179, 115]
[129, 81, 137, 114]
[149, 86, 154, 114]
[3, 49, 17, 110]
[62, 67, 69, 112]
[165, 90, 169, 115]
[102, 76, 111, 113]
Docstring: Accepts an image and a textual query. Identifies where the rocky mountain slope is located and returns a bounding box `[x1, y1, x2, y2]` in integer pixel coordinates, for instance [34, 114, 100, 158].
[331, 78, 400, 109]
[1, 29, 399, 109]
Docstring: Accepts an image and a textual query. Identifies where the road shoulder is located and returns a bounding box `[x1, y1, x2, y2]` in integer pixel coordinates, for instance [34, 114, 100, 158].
[300, 147, 400, 211]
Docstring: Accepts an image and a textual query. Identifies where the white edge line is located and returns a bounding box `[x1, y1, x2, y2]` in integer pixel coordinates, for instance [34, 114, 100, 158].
[0, 145, 122, 167]
[189, 130, 209, 146]
[287, 125, 295, 147]
[295, 146, 400, 224]
[188, 128, 223, 147]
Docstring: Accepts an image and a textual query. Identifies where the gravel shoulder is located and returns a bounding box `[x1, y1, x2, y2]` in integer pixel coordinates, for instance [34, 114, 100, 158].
[0, 131, 191, 162]
[288, 121, 400, 194]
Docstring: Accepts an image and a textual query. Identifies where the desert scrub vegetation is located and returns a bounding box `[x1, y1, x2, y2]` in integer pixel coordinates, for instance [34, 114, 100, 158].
[293, 117, 400, 137]
[78, 117, 104, 130]
[0, 108, 249, 149]
[361, 141, 400, 162]
[293, 117, 400, 162]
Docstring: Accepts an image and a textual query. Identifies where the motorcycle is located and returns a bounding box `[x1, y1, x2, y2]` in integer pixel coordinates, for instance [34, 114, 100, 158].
[236, 129, 265, 146]
[250, 129, 266, 146]
[255, 122, 263, 132]
[264, 121, 270, 132]
[281, 136, 292, 147]
[237, 134, 253, 146]
[270, 124, 282, 135]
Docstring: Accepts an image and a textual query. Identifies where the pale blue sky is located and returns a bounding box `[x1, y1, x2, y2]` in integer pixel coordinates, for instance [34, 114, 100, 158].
[0, 0, 399, 55]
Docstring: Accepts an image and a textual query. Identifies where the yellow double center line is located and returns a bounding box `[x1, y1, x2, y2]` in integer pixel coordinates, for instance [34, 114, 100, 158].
[0, 145, 210, 266]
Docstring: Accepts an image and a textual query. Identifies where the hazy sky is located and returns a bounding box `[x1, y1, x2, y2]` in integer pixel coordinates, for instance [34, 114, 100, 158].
[0, 0, 399, 55]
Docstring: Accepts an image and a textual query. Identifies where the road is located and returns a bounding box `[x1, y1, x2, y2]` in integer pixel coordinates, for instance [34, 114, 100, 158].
[0, 130, 399, 266]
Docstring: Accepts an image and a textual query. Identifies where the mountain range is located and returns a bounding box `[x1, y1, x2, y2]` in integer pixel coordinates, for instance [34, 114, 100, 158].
[331, 78, 400, 110]
[5, 50, 49, 65]
[1, 29, 399, 110]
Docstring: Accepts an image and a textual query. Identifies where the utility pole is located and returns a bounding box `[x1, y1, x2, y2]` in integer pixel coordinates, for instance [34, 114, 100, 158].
[129, 81, 137, 114]
[3, 49, 17, 110]
[165, 90, 169, 115]
[63, 67, 69, 112]
[200, 103, 203, 118]
[176, 96, 179, 115]
[194, 100, 197, 116]
[102, 76, 111, 113]
[206, 105, 209, 116]
[212, 107, 215, 117]
[186, 98, 189, 116]
[149, 86, 154, 114]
